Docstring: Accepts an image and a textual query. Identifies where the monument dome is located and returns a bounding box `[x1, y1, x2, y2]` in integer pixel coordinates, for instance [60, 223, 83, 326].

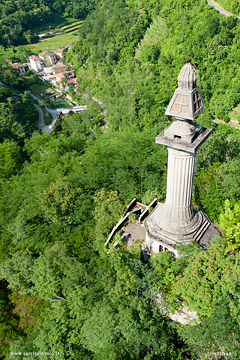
[177, 62, 198, 91]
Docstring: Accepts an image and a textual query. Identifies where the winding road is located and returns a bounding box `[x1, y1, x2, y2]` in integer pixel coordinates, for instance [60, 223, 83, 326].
[30, 92, 86, 134]
[208, 0, 240, 18]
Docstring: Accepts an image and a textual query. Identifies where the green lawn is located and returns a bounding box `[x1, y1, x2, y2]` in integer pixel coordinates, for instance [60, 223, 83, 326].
[54, 98, 70, 108]
[30, 83, 70, 109]
[27, 31, 78, 53]
[30, 83, 52, 97]
[30, 83, 57, 108]
[0, 30, 78, 63]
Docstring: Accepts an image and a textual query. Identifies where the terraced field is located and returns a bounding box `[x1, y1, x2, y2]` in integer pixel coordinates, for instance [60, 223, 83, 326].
[61, 21, 82, 31]
[135, 17, 166, 58]
[64, 25, 82, 33]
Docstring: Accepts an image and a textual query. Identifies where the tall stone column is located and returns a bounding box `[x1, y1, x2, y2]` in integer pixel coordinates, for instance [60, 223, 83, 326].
[161, 147, 196, 225]
[144, 62, 213, 247]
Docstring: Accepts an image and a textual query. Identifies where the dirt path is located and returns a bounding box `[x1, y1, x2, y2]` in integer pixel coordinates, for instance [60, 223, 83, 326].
[208, 0, 240, 19]
[212, 118, 240, 130]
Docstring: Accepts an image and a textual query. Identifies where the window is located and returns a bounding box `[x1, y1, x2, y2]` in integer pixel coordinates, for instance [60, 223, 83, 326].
[159, 245, 164, 252]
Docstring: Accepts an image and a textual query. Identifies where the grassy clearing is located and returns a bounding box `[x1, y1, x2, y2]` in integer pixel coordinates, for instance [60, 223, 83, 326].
[27, 31, 78, 53]
[30, 83, 70, 109]
[30, 83, 56, 107]
[0, 31, 78, 63]
[30, 83, 52, 97]
[54, 98, 70, 108]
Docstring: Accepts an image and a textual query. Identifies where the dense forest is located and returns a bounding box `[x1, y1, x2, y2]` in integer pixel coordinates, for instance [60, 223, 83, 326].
[0, 0, 240, 359]
[0, 0, 95, 47]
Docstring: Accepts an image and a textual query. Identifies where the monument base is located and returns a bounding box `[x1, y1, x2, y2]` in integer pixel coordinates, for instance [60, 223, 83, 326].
[144, 202, 224, 257]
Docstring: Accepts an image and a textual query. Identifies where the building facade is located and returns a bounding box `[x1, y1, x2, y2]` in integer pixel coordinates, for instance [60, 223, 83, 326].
[28, 55, 43, 72]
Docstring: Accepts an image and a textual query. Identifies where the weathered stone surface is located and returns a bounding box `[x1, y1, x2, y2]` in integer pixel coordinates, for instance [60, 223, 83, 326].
[156, 125, 212, 154]
[123, 198, 137, 216]
[121, 221, 146, 249]
[143, 61, 224, 255]
[165, 62, 205, 121]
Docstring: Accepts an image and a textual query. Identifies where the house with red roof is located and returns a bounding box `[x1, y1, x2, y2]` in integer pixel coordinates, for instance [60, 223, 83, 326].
[63, 70, 75, 79]
[4, 59, 12, 65]
[52, 63, 68, 74]
[66, 77, 77, 87]
[53, 47, 68, 61]
[11, 62, 26, 77]
[38, 51, 56, 67]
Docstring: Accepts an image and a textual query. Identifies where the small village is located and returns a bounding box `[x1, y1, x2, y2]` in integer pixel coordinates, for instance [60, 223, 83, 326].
[2, 47, 90, 133]
[4, 47, 77, 93]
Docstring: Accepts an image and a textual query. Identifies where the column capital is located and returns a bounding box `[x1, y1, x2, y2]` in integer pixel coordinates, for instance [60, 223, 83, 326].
[156, 122, 212, 154]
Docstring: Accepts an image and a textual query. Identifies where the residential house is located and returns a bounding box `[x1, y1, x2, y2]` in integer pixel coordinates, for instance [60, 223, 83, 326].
[63, 70, 75, 79]
[38, 51, 56, 67]
[66, 77, 77, 90]
[64, 71, 77, 90]
[11, 62, 27, 77]
[53, 47, 68, 61]
[4, 59, 12, 65]
[52, 63, 68, 74]
[51, 73, 66, 86]
[52, 70, 77, 90]
[29, 55, 43, 72]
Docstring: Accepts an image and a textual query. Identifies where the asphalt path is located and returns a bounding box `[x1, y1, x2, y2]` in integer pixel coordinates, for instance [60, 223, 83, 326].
[34, 104, 45, 129]
[31, 93, 58, 133]
[208, 0, 240, 18]
[30, 92, 87, 133]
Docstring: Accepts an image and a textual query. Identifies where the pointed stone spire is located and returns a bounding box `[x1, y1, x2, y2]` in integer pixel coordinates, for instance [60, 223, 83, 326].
[165, 62, 205, 121]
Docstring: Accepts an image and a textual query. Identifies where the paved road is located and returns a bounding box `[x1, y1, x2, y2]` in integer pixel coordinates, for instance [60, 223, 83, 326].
[33, 104, 55, 134]
[208, 0, 240, 18]
[29, 92, 43, 103]
[30, 92, 87, 133]
[34, 104, 45, 129]
[31, 93, 58, 133]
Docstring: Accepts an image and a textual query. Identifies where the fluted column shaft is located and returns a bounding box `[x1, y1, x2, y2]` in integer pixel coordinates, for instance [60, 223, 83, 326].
[162, 147, 196, 225]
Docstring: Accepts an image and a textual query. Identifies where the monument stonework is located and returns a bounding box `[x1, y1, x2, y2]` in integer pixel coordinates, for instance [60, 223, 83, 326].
[144, 62, 224, 256]
[106, 62, 224, 257]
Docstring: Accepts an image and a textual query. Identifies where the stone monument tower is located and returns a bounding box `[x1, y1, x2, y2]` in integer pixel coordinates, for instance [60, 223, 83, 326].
[144, 62, 224, 256]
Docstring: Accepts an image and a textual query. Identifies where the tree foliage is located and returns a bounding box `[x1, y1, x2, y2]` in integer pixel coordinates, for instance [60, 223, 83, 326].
[1, 0, 240, 357]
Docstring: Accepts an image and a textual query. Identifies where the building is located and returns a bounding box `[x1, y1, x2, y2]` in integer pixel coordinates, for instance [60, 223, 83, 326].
[11, 62, 26, 77]
[63, 70, 75, 79]
[28, 55, 43, 72]
[38, 51, 56, 67]
[54, 73, 66, 83]
[105, 62, 224, 257]
[4, 59, 12, 65]
[66, 78, 77, 87]
[53, 47, 68, 61]
[52, 63, 68, 74]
